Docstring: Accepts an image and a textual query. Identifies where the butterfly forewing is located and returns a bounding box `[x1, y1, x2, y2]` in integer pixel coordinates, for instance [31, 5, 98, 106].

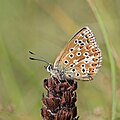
[54, 27, 102, 80]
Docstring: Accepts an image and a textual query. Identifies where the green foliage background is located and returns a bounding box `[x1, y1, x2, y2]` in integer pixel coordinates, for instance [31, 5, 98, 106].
[0, 0, 120, 120]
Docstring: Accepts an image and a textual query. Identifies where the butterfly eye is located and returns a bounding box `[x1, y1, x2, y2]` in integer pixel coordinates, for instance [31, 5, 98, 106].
[64, 60, 69, 64]
[76, 52, 81, 56]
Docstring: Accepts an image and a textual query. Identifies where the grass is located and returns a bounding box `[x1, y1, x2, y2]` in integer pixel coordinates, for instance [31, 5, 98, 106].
[87, 1, 116, 119]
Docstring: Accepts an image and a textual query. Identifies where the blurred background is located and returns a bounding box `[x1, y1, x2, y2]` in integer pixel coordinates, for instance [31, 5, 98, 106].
[0, 0, 120, 120]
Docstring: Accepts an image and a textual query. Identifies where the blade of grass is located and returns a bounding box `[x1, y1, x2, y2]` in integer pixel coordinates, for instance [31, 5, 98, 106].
[0, 36, 26, 112]
[87, 0, 116, 120]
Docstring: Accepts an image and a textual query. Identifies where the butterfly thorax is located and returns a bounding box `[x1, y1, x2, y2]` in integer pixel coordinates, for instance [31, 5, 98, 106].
[46, 64, 65, 80]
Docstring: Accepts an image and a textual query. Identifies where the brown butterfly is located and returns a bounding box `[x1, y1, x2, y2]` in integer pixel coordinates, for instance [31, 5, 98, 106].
[30, 27, 102, 81]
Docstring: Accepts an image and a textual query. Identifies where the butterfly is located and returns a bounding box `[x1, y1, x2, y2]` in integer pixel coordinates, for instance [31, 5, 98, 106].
[30, 27, 102, 81]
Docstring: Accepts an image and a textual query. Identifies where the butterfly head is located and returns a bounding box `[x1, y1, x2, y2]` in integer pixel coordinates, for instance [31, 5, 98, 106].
[46, 64, 53, 73]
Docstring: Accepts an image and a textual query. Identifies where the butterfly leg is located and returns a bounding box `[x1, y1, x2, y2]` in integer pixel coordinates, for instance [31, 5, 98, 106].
[51, 74, 62, 84]
[64, 78, 72, 87]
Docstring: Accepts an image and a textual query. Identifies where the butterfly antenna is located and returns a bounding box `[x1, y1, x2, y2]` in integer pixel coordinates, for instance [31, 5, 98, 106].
[29, 51, 48, 60]
[29, 51, 48, 61]
[29, 51, 49, 65]
[29, 51, 36, 55]
[29, 57, 49, 65]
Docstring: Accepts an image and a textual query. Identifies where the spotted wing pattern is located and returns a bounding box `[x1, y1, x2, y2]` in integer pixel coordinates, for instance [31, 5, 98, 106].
[54, 27, 102, 80]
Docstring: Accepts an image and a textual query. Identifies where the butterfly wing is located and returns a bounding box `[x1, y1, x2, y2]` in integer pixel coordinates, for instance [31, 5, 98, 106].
[54, 27, 102, 80]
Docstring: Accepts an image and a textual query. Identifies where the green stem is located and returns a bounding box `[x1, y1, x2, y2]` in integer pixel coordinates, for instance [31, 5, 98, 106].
[87, 0, 116, 120]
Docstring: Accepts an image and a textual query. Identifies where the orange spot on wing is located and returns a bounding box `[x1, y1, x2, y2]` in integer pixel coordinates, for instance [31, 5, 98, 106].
[92, 63, 97, 67]
[92, 58, 98, 62]
[86, 44, 91, 50]
[89, 68, 94, 75]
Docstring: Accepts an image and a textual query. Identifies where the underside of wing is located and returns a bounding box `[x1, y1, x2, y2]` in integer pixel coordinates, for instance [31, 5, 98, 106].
[54, 27, 102, 80]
